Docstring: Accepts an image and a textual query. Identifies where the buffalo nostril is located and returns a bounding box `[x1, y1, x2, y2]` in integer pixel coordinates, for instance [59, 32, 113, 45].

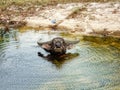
[55, 42, 61, 48]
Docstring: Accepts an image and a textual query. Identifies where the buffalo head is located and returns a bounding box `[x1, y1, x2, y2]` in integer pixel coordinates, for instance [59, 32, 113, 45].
[37, 37, 79, 55]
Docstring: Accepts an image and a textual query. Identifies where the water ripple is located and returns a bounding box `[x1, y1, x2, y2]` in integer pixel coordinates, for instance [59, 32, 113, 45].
[0, 30, 120, 90]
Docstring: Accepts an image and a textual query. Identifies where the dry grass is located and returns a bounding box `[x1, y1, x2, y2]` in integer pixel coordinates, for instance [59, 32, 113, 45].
[0, 0, 120, 8]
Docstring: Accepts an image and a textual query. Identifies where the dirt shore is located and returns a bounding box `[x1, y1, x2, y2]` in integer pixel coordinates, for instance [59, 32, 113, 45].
[0, 2, 120, 37]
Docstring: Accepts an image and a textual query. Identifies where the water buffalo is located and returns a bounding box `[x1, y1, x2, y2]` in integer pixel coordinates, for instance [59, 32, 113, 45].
[37, 37, 79, 56]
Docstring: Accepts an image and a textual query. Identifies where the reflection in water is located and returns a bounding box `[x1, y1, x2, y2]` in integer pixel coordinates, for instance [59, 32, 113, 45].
[38, 52, 79, 69]
[0, 29, 19, 64]
[0, 29, 19, 42]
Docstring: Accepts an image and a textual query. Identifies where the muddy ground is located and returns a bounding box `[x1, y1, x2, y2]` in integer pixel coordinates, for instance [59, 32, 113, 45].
[0, 2, 120, 38]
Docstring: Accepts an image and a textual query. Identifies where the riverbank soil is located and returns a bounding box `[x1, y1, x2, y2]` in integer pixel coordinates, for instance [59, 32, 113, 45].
[0, 2, 120, 37]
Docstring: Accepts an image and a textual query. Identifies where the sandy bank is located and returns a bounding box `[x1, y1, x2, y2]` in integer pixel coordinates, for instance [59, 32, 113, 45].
[0, 2, 120, 38]
[25, 2, 120, 37]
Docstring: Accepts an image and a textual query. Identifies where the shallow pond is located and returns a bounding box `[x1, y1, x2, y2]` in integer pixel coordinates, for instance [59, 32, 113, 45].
[0, 29, 120, 90]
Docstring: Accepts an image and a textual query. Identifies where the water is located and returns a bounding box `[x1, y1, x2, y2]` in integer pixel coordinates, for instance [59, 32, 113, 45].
[0, 29, 120, 90]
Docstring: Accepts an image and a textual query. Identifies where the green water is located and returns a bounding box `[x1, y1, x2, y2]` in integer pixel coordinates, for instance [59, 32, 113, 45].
[0, 29, 120, 90]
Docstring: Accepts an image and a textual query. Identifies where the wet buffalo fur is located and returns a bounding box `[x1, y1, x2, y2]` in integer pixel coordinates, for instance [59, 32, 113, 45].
[37, 37, 79, 58]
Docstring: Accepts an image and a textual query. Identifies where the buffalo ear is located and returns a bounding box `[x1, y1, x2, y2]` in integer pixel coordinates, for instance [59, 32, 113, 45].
[65, 39, 80, 49]
[37, 40, 52, 51]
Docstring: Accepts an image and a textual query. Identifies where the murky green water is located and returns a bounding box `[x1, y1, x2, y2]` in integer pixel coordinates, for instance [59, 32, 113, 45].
[0, 29, 120, 90]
